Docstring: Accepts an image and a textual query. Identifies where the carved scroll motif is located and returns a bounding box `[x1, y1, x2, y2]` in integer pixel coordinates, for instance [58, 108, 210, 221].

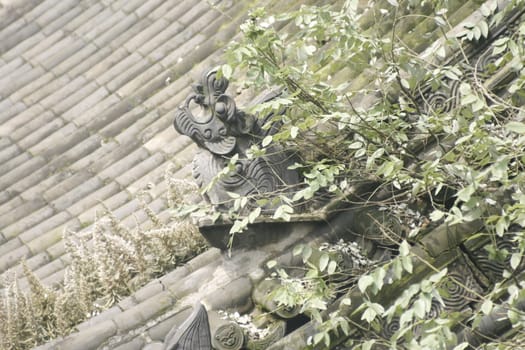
[174, 69, 299, 211]
[212, 322, 245, 350]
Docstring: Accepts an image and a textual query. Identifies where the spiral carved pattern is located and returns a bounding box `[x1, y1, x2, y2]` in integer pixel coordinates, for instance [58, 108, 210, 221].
[440, 271, 476, 310]
[471, 236, 519, 282]
[427, 298, 444, 319]
[379, 317, 400, 340]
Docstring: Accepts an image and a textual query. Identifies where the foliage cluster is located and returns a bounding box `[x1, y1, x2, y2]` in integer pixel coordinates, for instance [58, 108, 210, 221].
[213, 0, 525, 348]
[0, 169, 207, 350]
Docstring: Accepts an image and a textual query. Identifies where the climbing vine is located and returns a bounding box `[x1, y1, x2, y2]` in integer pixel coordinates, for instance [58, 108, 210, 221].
[212, 0, 525, 348]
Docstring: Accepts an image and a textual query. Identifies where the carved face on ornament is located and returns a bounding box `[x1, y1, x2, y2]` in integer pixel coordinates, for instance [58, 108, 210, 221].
[174, 69, 254, 156]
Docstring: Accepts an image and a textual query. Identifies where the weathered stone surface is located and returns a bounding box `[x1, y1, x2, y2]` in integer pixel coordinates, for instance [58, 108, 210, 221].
[98, 147, 151, 181]
[0, 142, 21, 165]
[203, 277, 253, 313]
[40, 40, 84, 70]
[68, 46, 113, 78]
[147, 307, 193, 343]
[39, 75, 87, 110]
[17, 114, 65, 149]
[0, 155, 46, 189]
[141, 342, 163, 350]
[115, 152, 165, 187]
[42, 171, 93, 203]
[112, 337, 145, 350]
[115, 63, 164, 99]
[0, 237, 23, 259]
[0, 65, 45, 97]
[22, 29, 64, 61]
[56, 319, 118, 350]
[85, 10, 127, 42]
[76, 190, 131, 226]
[0, 243, 30, 272]
[0, 194, 23, 217]
[77, 306, 122, 332]
[2, 204, 55, 240]
[36, 37, 83, 70]
[0, 56, 23, 78]
[113, 291, 175, 332]
[65, 2, 105, 34]
[20, 211, 72, 246]
[167, 265, 218, 300]
[41, 5, 83, 36]
[0, 150, 31, 177]
[22, 74, 71, 105]
[136, 19, 184, 57]
[123, 17, 169, 53]
[53, 82, 100, 116]
[51, 43, 98, 77]
[178, 1, 212, 26]
[67, 181, 121, 217]
[93, 13, 140, 48]
[30, 123, 91, 159]
[1, 31, 45, 63]
[60, 86, 110, 121]
[1, 103, 46, 135]
[9, 71, 54, 102]
[0, 22, 39, 55]
[96, 51, 142, 86]
[0, 196, 46, 226]
[10, 109, 56, 141]
[51, 177, 104, 211]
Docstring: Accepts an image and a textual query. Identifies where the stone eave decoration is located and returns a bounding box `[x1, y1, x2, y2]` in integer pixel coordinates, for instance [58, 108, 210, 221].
[173, 68, 300, 213]
[174, 69, 299, 211]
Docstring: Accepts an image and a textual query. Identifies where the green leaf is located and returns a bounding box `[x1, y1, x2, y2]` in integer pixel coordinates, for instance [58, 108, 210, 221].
[358, 275, 374, 293]
[453, 342, 469, 350]
[402, 256, 413, 274]
[399, 240, 410, 257]
[293, 244, 303, 256]
[480, 299, 493, 315]
[413, 298, 426, 319]
[319, 253, 329, 272]
[361, 307, 377, 323]
[348, 141, 363, 149]
[479, 20, 489, 38]
[229, 219, 246, 234]
[262, 135, 273, 147]
[506, 121, 525, 134]
[456, 184, 475, 202]
[290, 126, 299, 139]
[362, 340, 376, 350]
[327, 260, 337, 275]
[510, 253, 521, 270]
[341, 298, 352, 306]
[248, 207, 261, 224]
[221, 64, 233, 79]
[313, 333, 324, 345]
[430, 210, 445, 222]
[266, 260, 277, 269]
[302, 245, 313, 262]
[429, 268, 448, 283]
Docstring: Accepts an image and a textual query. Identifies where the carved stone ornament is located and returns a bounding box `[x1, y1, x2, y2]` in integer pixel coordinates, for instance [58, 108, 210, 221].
[163, 304, 212, 350]
[174, 68, 299, 211]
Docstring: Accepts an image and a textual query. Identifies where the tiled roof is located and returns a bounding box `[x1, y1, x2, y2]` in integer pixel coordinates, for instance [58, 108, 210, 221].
[0, 1, 319, 348]
[0, 0, 252, 287]
[2, 0, 522, 349]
